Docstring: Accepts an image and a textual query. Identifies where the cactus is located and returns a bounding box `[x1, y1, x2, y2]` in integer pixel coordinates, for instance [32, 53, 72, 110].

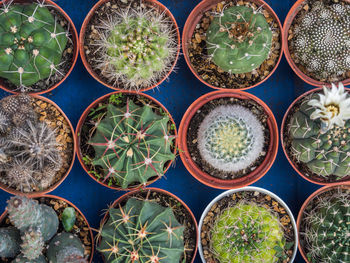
[6, 158, 35, 192]
[12, 254, 47, 263]
[292, 2, 350, 80]
[210, 202, 284, 263]
[0, 137, 12, 171]
[0, 227, 21, 258]
[89, 99, 175, 188]
[0, 1, 68, 88]
[206, 5, 272, 74]
[61, 207, 76, 232]
[197, 105, 264, 172]
[98, 198, 184, 263]
[20, 228, 44, 260]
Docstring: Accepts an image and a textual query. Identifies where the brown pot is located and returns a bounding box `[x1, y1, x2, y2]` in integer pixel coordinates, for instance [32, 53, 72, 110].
[75, 90, 178, 191]
[178, 90, 279, 189]
[79, 0, 180, 92]
[0, 0, 79, 95]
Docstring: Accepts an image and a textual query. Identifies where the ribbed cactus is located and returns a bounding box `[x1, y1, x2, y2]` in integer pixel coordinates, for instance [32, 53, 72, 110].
[12, 254, 47, 263]
[89, 100, 175, 188]
[206, 5, 272, 74]
[98, 198, 184, 263]
[211, 202, 284, 263]
[0, 1, 68, 87]
[0, 227, 21, 258]
[198, 105, 264, 172]
[20, 228, 44, 260]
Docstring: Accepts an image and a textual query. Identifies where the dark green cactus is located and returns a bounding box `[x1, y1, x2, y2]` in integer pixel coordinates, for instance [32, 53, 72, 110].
[206, 5, 272, 74]
[61, 207, 76, 232]
[98, 198, 185, 263]
[20, 228, 44, 260]
[0, 227, 21, 258]
[12, 254, 47, 263]
[89, 99, 175, 188]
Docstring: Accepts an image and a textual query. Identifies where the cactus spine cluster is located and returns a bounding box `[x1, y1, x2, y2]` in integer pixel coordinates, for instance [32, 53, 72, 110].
[89, 99, 175, 188]
[206, 5, 272, 74]
[98, 198, 185, 263]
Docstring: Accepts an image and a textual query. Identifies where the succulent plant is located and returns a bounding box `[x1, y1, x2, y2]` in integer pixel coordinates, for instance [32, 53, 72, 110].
[206, 5, 272, 74]
[0, 1, 68, 89]
[61, 207, 76, 232]
[198, 105, 264, 172]
[98, 198, 184, 263]
[210, 202, 284, 263]
[0, 227, 21, 258]
[6, 158, 35, 192]
[89, 99, 175, 188]
[12, 254, 47, 263]
[20, 228, 44, 260]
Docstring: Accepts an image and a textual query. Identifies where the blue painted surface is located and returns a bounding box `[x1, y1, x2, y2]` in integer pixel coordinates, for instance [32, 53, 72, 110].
[0, 0, 322, 262]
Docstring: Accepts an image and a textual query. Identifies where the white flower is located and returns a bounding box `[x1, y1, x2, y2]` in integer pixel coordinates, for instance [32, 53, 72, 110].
[308, 83, 350, 133]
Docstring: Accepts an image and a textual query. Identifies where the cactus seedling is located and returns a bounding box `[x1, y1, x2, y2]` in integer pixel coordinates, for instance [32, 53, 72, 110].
[0, 227, 21, 258]
[12, 254, 47, 263]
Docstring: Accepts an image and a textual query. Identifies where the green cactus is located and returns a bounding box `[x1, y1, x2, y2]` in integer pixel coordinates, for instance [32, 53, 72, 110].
[211, 202, 284, 263]
[89, 99, 175, 188]
[61, 207, 76, 232]
[12, 254, 47, 263]
[98, 198, 185, 263]
[20, 228, 44, 260]
[0, 2, 68, 88]
[0, 227, 21, 258]
[206, 5, 272, 74]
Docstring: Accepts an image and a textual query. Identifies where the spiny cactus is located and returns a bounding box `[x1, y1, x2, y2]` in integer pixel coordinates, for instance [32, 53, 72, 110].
[210, 202, 284, 263]
[0, 1, 68, 88]
[0, 137, 12, 171]
[20, 228, 44, 260]
[206, 5, 272, 74]
[98, 198, 184, 263]
[198, 105, 264, 172]
[89, 99, 175, 188]
[12, 254, 47, 263]
[6, 159, 35, 192]
[0, 227, 21, 258]
[94, 4, 177, 90]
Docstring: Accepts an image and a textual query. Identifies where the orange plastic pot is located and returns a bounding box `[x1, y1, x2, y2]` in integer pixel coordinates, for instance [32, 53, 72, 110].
[0, 95, 76, 196]
[283, 0, 350, 87]
[79, 0, 180, 92]
[0, 194, 94, 262]
[0, 0, 79, 95]
[97, 187, 198, 263]
[281, 86, 350, 185]
[178, 90, 279, 189]
[182, 0, 283, 91]
[75, 90, 178, 191]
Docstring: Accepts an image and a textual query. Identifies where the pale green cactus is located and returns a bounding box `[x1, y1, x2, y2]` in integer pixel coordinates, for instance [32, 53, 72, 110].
[20, 228, 44, 260]
[0, 227, 21, 258]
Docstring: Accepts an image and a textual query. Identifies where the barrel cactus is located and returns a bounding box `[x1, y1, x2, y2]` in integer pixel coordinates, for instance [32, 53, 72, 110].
[98, 198, 185, 263]
[206, 5, 272, 74]
[89, 99, 175, 188]
[0, 227, 21, 258]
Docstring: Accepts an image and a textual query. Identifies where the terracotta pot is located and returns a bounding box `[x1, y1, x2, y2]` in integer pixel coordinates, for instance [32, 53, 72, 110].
[283, 0, 350, 87]
[97, 187, 198, 263]
[182, 0, 283, 91]
[296, 183, 350, 263]
[281, 87, 350, 185]
[0, 0, 79, 95]
[0, 194, 94, 262]
[0, 95, 76, 196]
[178, 90, 278, 189]
[79, 0, 180, 92]
[75, 90, 178, 191]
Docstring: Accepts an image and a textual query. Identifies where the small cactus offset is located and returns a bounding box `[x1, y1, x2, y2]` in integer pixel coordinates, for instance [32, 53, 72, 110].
[61, 207, 76, 232]
[89, 99, 175, 188]
[206, 5, 272, 74]
[0, 227, 21, 258]
[20, 228, 44, 260]
[98, 198, 185, 263]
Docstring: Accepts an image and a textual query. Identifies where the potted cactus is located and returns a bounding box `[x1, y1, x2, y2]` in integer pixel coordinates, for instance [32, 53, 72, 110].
[0, 94, 76, 196]
[0, 195, 94, 262]
[178, 90, 278, 189]
[297, 183, 350, 263]
[79, 0, 180, 92]
[0, 0, 78, 94]
[96, 187, 198, 262]
[281, 83, 350, 185]
[182, 0, 282, 90]
[284, 0, 350, 87]
[76, 91, 177, 190]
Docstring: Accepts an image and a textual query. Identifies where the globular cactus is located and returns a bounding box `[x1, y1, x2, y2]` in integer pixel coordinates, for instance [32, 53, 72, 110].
[0, 137, 12, 171]
[89, 100, 175, 188]
[0, 227, 21, 258]
[98, 198, 184, 263]
[210, 202, 284, 263]
[6, 159, 35, 192]
[12, 254, 47, 263]
[198, 105, 264, 172]
[206, 5, 272, 74]
[0, 1, 68, 88]
[20, 228, 44, 260]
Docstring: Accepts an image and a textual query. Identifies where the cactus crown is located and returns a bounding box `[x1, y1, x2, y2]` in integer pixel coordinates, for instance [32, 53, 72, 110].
[98, 198, 185, 263]
[0, 0, 69, 90]
[206, 5, 272, 74]
[198, 105, 264, 172]
[89, 99, 175, 188]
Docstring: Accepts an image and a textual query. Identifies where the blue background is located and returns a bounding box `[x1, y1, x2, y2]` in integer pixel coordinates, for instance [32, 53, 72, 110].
[0, 0, 322, 262]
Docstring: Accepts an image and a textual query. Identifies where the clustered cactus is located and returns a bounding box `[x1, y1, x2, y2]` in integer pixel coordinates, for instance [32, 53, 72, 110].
[206, 5, 272, 74]
[292, 2, 350, 80]
[198, 105, 264, 172]
[0, 0, 69, 90]
[98, 198, 185, 263]
[89, 99, 175, 188]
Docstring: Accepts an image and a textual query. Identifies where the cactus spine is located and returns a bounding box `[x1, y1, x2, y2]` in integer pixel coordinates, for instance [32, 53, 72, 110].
[20, 228, 44, 260]
[0, 227, 21, 258]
